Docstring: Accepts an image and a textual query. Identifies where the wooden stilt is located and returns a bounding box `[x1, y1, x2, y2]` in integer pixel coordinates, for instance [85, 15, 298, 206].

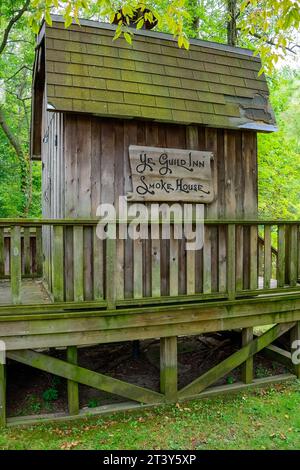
[241, 327, 253, 384]
[160, 336, 177, 401]
[0, 362, 6, 427]
[67, 346, 79, 415]
[291, 321, 300, 378]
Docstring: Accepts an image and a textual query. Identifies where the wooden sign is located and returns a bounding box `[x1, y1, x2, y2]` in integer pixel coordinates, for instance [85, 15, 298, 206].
[127, 145, 214, 202]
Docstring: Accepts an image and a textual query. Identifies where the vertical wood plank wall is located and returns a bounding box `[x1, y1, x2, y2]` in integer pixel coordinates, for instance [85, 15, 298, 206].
[41, 96, 65, 291]
[42, 113, 258, 300]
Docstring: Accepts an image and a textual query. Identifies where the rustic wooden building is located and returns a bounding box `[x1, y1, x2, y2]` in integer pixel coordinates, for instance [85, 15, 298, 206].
[2, 15, 300, 427]
[30, 15, 277, 301]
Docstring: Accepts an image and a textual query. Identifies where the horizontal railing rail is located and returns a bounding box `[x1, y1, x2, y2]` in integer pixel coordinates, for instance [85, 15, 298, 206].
[0, 219, 299, 307]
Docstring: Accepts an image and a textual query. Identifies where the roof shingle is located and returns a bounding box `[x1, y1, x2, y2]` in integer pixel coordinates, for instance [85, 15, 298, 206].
[43, 16, 276, 131]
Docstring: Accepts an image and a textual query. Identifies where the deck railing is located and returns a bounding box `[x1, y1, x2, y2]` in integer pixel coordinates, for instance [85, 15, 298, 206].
[0, 218, 299, 306]
[0, 227, 42, 280]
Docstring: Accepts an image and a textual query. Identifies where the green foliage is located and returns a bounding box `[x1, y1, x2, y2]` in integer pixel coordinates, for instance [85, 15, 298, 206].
[258, 69, 300, 219]
[42, 387, 59, 402]
[87, 399, 100, 408]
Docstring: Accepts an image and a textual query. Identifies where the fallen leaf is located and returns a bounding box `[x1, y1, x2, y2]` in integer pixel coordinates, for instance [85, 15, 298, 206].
[60, 441, 80, 450]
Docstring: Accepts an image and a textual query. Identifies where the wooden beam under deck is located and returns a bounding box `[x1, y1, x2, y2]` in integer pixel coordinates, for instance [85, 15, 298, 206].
[2, 293, 300, 350]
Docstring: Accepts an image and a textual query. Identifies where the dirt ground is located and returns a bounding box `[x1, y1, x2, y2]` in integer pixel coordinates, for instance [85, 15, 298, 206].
[6, 332, 290, 417]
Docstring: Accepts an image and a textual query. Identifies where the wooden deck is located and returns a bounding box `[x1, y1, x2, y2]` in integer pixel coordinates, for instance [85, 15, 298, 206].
[0, 276, 278, 306]
[0, 279, 51, 306]
[0, 218, 300, 426]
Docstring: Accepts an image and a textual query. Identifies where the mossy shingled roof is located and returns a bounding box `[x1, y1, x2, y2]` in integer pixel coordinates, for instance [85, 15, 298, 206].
[43, 15, 276, 131]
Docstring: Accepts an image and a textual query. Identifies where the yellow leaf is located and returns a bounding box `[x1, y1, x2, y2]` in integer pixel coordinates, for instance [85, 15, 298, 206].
[136, 18, 144, 30]
[45, 10, 52, 26]
[124, 32, 132, 45]
[65, 16, 73, 29]
[182, 37, 190, 50]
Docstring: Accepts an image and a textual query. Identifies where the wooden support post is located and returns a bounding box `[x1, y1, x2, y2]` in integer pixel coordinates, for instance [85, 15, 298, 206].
[160, 336, 178, 401]
[227, 224, 236, 300]
[0, 362, 6, 427]
[52, 225, 64, 302]
[241, 327, 253, 384]
[10, 226, 21, 305]
[67, 346, 79, 415]
[105, 224, 116, 308]
[290, 321, 300, 379]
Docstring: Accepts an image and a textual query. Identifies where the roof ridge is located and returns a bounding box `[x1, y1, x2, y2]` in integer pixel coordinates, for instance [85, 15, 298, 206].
[49, 14, 256, 58]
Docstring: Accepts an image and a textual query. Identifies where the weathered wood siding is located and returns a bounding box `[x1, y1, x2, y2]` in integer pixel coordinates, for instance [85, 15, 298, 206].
[62, 115, 257, 218]
[41, 88, 65, 290]
[41, 114, 256, 301]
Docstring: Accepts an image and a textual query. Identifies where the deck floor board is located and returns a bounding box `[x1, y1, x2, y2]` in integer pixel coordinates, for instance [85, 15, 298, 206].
[0, 279, 51, 305]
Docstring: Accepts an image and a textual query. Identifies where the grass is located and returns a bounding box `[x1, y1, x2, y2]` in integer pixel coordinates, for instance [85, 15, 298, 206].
[1, 381, 300, 450]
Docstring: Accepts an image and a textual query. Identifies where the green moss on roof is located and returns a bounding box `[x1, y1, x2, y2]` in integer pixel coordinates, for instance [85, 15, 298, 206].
[43, 17, 276, 131]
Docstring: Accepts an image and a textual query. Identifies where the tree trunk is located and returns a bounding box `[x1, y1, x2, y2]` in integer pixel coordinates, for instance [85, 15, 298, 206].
[227, 0, 238, 46]
[0, 108, 32, 215]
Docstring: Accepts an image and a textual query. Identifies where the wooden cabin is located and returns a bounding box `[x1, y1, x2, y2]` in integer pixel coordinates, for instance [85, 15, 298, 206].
[0, 15, 300, 426]
[30, 15, 278, 301]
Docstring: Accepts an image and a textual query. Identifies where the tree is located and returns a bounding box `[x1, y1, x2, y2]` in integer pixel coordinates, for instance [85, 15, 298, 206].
[258, 69, 300, 219]
[0, 0, 34, 215]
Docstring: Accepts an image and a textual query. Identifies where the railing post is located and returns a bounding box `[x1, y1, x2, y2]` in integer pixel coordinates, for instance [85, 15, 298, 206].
[10, 226, 21, 304]
[0, 228, 5, 278]
[24, 227, 31, 276]
[52, 225, 64, 302]
[289, 224, 298, 287]
[73, 226, 84, 302]
[278, 224, 286, 288]
[105, 223, 116, 308]
[67, 346, 79, 415]
[35, 226, 43, 277]
[249, 224, 258, 290]
[227, 223, 236, 300]
[160, 336, 178, 402]
[264, 224, 272, 289]
[203, 224, 212, 294]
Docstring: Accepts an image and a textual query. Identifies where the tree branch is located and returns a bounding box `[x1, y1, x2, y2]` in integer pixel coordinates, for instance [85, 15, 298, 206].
[249, 31, 298, 54]
[0, 108, 24, 158]
[0, 0, 30, 55]
[6, 65, 32, 81]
